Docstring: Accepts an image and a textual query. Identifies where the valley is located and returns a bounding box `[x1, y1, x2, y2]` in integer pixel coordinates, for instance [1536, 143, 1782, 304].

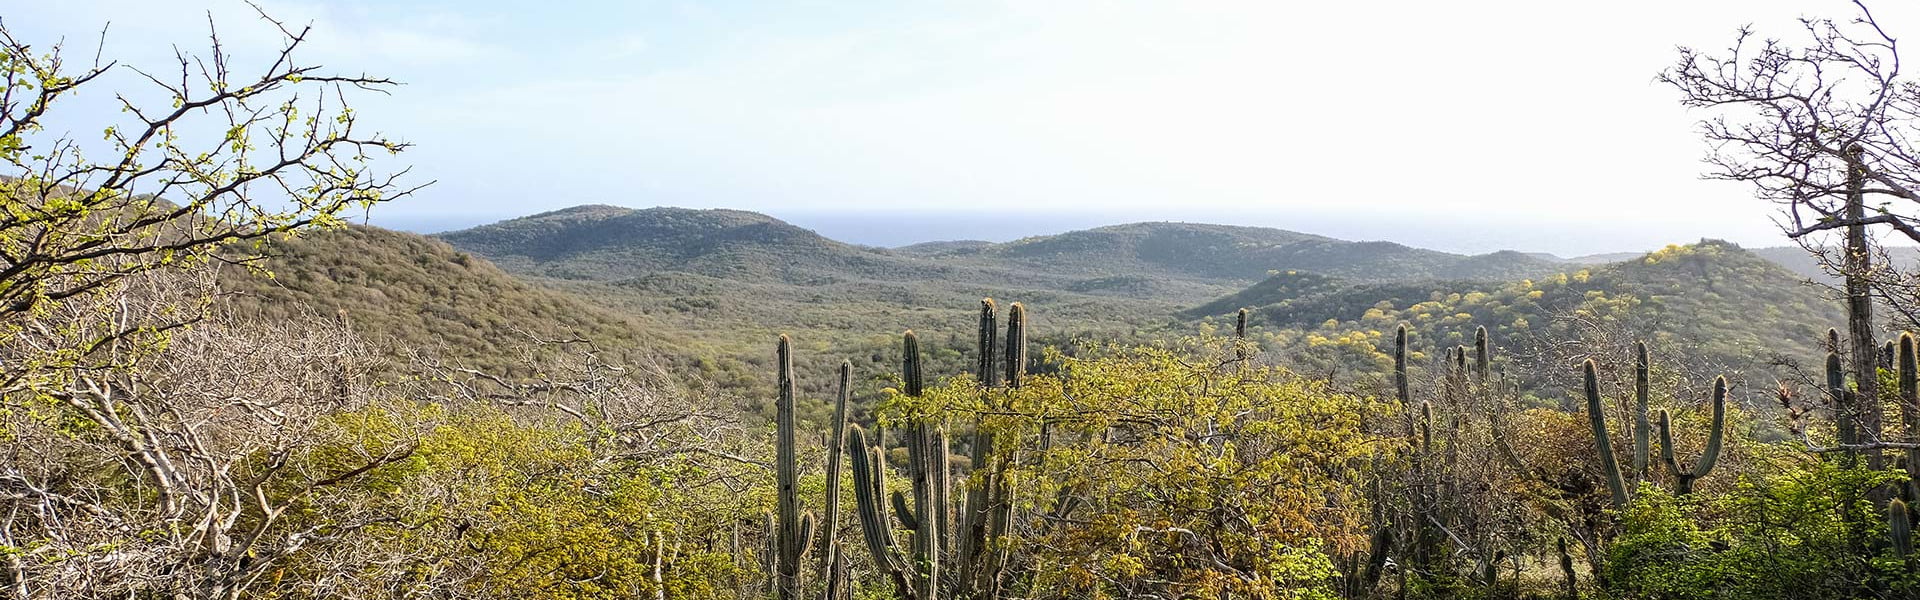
[237, 204, 1848, 412]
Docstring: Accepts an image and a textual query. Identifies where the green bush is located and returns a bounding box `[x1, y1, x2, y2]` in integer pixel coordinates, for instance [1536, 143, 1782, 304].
[1608, 461, 1914, 599]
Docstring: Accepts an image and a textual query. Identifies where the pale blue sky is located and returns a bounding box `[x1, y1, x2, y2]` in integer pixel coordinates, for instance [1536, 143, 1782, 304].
[11, 1, 1919, 254]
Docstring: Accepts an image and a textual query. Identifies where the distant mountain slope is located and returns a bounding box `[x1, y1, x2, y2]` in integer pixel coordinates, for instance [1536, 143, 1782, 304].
[440, 207, 1563, 297]
[436, 205, 946, 285]
[979, 222, 1561, 282]
[1191, 240, 1842, 389]
[1748, 245, 1920, 283]
[220, 224, 668, 374]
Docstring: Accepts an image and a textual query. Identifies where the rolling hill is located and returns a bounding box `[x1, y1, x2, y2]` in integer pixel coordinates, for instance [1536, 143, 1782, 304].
[1188, 240, 1843, 398]
[438, 206, 1565, 299]
[219, 224, 673, 375]
[197, 199, 1897, 397]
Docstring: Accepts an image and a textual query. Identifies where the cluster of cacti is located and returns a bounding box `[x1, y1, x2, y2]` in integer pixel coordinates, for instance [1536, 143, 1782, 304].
[1656, 377, 1725, 496]
[832, 300, 1028, 600]
[1583, 344, 1726, 506]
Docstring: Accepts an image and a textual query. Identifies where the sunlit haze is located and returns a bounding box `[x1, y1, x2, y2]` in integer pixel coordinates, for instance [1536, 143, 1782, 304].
[14, 0, 1920, 255]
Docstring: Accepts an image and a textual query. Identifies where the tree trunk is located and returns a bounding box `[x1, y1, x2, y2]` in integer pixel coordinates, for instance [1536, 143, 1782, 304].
[1845, 145, 1885, 477]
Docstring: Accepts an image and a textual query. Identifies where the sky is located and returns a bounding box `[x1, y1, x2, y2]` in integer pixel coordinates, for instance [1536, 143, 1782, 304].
[10, 0, 1920, 256]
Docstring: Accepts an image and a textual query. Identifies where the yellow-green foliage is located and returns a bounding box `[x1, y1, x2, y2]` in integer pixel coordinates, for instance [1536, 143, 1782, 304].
[897, 337, 1382, 599]
[283, 407, 752, 599]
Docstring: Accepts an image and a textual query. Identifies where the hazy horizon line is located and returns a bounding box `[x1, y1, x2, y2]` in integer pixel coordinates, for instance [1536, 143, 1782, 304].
[358, 203, 1818, 259]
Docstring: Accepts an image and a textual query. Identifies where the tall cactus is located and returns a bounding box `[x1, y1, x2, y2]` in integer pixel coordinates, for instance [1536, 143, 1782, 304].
[1235, 308, 1252, 365]
[1633, 342, 1652, 483]
[775, 336, 803, 599]
[1473, 326, 1490, 386]
[899, 331, 941, 600]
[960, 299, 1013, 597]
[1830, 349, 1859, 453]
[1006, 303, 1028, 389]
[856, 304, 1030, 600]
[977, 299, 1001, 387]
[960, 300, 998, 574]
[817, 360, 853, 600]
[1900, 333, 1919, 488]
[1394, 324, 1410, 407]
[1584, 359, 1630, 508]
[1656, 376, 1727, 495]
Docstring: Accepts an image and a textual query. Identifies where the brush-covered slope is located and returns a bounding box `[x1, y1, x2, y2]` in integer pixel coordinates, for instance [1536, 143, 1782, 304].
[437, 205, 960, 285]
[971, 222, 1562, 283]
[441, 206, 1561, 299]
[1193, 240, 1842, 384]
[220, 224, 666, 373]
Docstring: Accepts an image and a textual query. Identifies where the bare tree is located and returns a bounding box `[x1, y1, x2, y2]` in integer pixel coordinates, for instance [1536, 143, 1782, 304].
[0, 6, 420, 389]
[1659, 0, 1914, 460]
[0, 271, 429, 599]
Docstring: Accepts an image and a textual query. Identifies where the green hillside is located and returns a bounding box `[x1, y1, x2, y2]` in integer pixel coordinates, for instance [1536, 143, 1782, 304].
[1191, 240, 1842, 394]
[220, 225, 671, 375]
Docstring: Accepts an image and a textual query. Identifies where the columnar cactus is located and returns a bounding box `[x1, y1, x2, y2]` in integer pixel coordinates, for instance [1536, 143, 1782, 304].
[853, 304, 1031, 600]
[1633, 342, 1652, 483]
[1394, 324, 1410, 407]
[1419, 400, 1434, 453]
[1236, 307, 1250, 339]
[1006, 303, 1028, 389]
[977, 299, 1000, 387]
[898, 331, 942, 600]
[1830, 349, 1858, 451]
[1656, 376, 1727, 495]
[817, 360, 853, 600]
[1900, 333, 1918, 486]
[775, 336, 802, 599]
[960, 299, 1014, 597]
[1473, 326, 1490, 386]
[1585, 359, 1630, 508]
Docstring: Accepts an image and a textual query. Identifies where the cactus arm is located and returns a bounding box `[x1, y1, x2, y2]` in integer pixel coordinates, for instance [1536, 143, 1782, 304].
[1693, 376, 1727, 479]
[891, 490, 919, 531]
[1585, 359, 1630, 507]
[1656, 410, 1680, 477]
[847, 426, 912, 593]
[800, 511, 817, 558]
